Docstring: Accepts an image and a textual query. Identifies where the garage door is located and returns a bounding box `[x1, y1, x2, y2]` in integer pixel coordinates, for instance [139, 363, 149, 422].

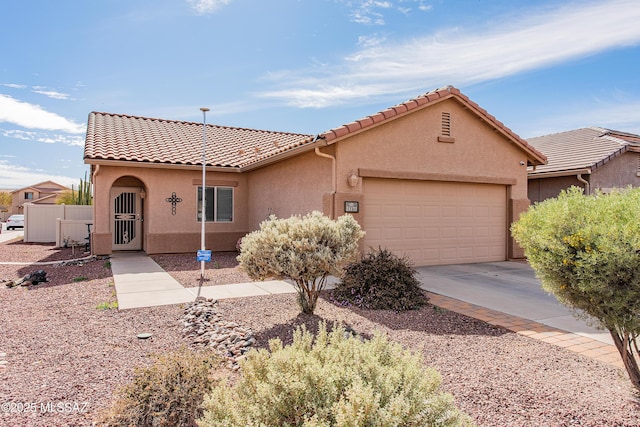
[362, 178, 507, 266]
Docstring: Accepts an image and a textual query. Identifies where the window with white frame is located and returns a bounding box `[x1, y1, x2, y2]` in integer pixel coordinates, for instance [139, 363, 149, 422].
[197, 186, 233, 222]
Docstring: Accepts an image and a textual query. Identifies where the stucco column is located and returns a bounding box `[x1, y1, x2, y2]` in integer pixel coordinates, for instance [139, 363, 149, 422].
[509, 198, 530, 259]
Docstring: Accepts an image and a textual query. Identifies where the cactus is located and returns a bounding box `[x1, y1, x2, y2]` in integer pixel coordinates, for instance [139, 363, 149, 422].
[58, 172, 93, 205]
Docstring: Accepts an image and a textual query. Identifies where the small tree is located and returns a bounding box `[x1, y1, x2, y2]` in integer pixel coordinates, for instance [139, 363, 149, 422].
[0, 191, 11, 216]
[512, 186, 640, 391]
[237, 211, 365, 314]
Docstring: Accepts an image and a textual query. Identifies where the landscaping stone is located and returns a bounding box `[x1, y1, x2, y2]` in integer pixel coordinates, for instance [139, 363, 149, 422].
[181, 297, 255, 370]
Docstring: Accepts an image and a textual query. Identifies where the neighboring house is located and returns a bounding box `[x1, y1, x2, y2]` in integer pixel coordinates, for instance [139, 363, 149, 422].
[83, 86, 546, 266]
[527, 127, 640, 203]
[9, 181, 70, 215]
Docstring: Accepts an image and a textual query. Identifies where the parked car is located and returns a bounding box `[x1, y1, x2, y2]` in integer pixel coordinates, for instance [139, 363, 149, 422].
[6, 214, 24, 230]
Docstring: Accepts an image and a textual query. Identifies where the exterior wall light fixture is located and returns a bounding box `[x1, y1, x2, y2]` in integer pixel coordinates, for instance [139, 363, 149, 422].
[347, 170, 358, 188]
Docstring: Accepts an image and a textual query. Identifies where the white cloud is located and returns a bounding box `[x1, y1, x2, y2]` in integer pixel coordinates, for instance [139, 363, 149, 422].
[0, 160, 77, 190]
[187, 0, 232, 14]
[357, 34, 385, 48]
[31, 89, 73, 100]
[2, 83, 27, 89]
[350, 0, 391, 25]
[0, 94, 85, 134]
[0, 128, 85, 146]
[261, 0, 640, 108]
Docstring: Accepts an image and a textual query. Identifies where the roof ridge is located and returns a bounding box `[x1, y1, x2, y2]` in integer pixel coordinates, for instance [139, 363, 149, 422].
[90, 111, 311, 137]
[528, 127, 598, 141]
[320, 86, 457, 141]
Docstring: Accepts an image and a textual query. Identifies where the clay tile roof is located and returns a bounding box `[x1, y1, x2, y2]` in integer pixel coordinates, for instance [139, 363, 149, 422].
[319, 85, 546, 165]
[526, 127, 640, 176]
[84, 112, 313, 169]
[84, 86, 548, 170]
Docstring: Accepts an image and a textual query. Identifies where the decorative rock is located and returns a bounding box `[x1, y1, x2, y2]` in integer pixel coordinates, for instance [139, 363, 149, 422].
[181, 298, 255, 370]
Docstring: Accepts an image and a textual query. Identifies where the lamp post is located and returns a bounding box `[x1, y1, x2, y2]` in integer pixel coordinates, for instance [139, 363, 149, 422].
[200, 107, 210, 280]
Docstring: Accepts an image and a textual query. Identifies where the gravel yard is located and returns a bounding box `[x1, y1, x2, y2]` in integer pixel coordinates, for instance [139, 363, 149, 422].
[1, 241, 639, 426]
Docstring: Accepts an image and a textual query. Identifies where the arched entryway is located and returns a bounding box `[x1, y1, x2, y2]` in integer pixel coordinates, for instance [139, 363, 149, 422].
[110, 176, 146, 251]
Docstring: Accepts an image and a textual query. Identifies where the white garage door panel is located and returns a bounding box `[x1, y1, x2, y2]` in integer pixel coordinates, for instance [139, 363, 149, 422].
[363, 179, 507, 266]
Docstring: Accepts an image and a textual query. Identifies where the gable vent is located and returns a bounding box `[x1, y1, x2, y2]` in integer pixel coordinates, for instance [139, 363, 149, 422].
[441, 112, 451, 137]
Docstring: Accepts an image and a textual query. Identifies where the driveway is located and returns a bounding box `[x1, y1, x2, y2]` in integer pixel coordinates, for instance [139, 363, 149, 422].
[0, 223, 23, 243]
[416, 261, 612, 344]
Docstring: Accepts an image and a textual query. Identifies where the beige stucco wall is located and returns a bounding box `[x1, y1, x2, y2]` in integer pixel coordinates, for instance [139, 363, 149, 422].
[91, 165, 249, 255]
[245, 149, 334, 230]
[592, 151, 640, 191]
[329, 98, 530, 259]
[334, 99, 528, 193]
[528, 175, 584, 203]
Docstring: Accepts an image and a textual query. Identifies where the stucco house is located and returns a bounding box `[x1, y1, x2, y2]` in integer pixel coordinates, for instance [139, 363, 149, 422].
[527, 127, 640, 203]
[8, 181, 70, 215]
[83, 86, 546, 266]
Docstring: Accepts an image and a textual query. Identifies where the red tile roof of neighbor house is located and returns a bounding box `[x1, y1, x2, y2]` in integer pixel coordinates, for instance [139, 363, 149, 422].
[526, 127, 640, 177]
[84, 86, 547, 170]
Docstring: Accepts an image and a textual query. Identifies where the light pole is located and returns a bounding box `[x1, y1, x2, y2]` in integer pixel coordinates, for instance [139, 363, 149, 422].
[200, 107, 209, 280]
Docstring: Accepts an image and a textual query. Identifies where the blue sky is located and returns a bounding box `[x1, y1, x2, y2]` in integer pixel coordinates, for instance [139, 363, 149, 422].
[1, 0, 639, 189]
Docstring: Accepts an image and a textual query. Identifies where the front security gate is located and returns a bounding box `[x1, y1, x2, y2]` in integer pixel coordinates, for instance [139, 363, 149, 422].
[111, 187, 142, 251]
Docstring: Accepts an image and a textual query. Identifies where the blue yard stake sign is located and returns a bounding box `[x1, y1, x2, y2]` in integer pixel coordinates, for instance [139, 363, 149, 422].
[197, 250, 212, 262]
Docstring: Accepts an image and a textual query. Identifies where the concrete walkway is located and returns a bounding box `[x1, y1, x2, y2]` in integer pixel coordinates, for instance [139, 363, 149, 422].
[111, 252, 297, 310]
[110, 253, 622, 369]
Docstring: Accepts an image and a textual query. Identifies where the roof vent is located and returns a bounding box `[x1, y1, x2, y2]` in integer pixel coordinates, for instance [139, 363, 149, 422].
[437, 111, 455, 143]
[441, 112, 451, 137]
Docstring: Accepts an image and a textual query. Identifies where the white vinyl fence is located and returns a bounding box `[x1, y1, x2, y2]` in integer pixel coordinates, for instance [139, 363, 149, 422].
[23, 204, 93, 246]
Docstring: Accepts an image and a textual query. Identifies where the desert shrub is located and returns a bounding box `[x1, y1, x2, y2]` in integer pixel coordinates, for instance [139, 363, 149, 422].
[512, 186, 640, 391]
[237, 211, 365, 314]
[97, 348, 217, 427]
[331, 247, 428, 311]
[198, 322, 471, 427]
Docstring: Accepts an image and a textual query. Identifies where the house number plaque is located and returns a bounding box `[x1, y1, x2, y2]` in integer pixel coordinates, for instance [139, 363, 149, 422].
[165, 192, 182, 215]
[344, 201, 359, 213]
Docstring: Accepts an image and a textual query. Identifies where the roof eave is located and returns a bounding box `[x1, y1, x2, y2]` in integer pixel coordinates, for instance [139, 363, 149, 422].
[84, 158, 242, 173]
[528, 168, 592, 179]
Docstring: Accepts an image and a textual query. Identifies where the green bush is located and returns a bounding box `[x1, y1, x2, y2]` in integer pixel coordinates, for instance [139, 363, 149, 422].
[512, 186, 640, 391]
[331, 248, 428, 311]
[198, 322, 471, 427]
[97, 348, 217, 427]
[238, 211, 365, 314]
